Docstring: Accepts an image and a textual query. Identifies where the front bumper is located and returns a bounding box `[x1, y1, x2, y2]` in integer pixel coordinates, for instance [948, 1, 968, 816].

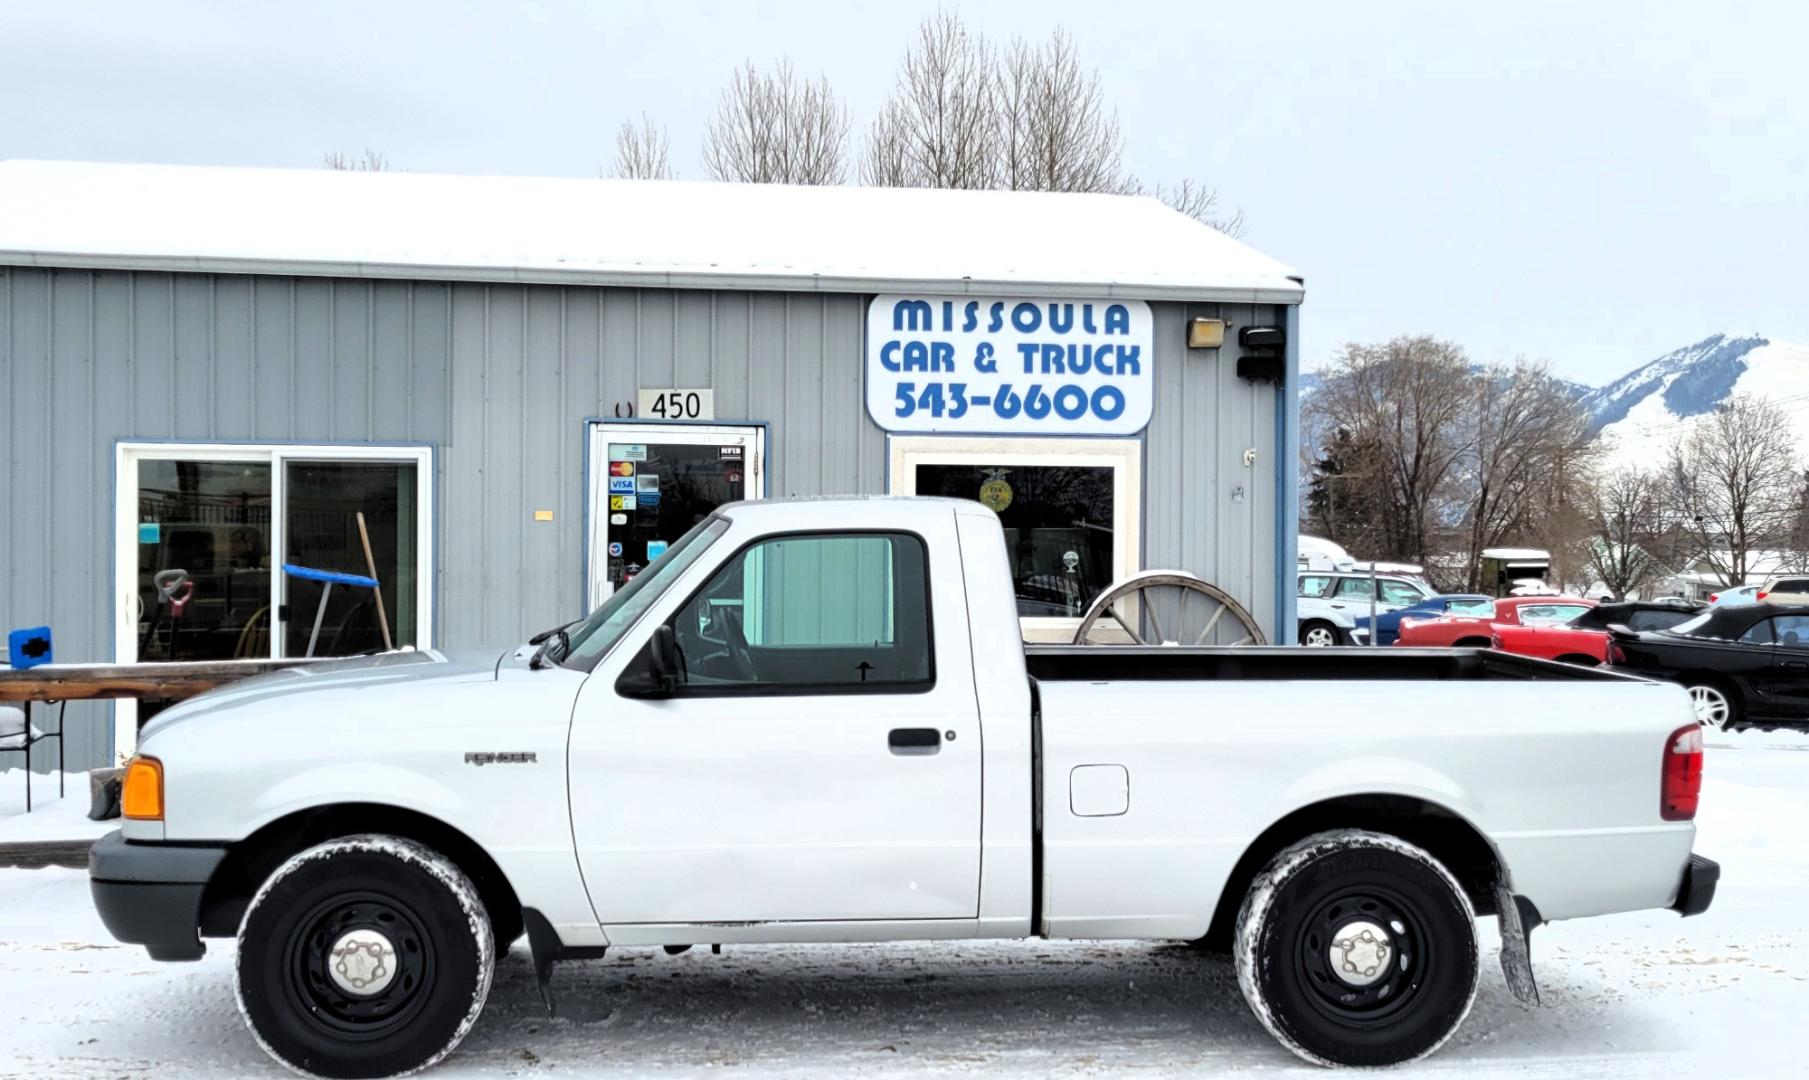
[1671, 853, 1720, 917]
[88, 829, 229, 961]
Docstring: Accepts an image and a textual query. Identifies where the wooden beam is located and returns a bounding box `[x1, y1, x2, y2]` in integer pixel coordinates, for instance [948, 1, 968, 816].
[0, 659, 325, 703]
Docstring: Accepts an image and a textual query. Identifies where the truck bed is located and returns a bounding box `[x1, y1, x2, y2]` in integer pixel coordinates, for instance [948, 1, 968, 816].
[1023, 645, 1635, 682]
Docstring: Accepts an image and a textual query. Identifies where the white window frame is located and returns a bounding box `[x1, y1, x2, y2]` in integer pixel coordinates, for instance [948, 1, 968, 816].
[113, 441, 435, 755]
[887, 435, 1141, 642]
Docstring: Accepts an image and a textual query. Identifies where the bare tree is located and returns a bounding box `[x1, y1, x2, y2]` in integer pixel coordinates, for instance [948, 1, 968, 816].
[612, 114, 672, 180]
[861, 11, 999, 188]
[1583, 468, 1673, 599]
[1667, 394, 1802, 586]
[1306, 336, 1473, 563]
[1120, 176, 1247, 238]
[704, 59, 850, 185]
[1780, 469, 1809, 573]
[1458, 364, 1596, 589]
[998, 29, 1121, 193]
[323, 149, 389, 172]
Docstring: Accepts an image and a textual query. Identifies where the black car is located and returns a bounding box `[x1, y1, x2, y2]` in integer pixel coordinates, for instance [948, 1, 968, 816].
[1573, 599, 1702, 633]
[1610, 603, 1809, 729]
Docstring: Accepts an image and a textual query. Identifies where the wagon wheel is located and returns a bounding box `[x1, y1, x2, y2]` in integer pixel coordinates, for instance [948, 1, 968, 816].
[1072, 570, 1267, 646]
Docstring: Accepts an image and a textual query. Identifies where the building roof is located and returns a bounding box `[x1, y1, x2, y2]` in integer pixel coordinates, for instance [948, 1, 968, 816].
[0, 160, 1303, 304]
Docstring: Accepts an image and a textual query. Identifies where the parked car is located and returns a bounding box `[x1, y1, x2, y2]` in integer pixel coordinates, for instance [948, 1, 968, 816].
[1757, 575, 1809, 606]
[1296, 571, 1435, 646]
[1344, 594, 1494, 647]
[1609, 603, 1809, 729]
[89, 497, 1717, 1075]
[1395, 596, 1596, 648]
[1492, 601, 1704, 666]
[1707, 584, 1765, 606]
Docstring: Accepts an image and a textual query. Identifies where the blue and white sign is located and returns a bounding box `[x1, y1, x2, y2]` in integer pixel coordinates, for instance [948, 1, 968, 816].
[866, 295, 1153, 435]
[608, 476, 635, 495]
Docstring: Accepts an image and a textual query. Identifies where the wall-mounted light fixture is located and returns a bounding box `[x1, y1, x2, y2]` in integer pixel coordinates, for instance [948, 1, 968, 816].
[1186, 317, 1226, 349]
[1236, 326, 1286, 383]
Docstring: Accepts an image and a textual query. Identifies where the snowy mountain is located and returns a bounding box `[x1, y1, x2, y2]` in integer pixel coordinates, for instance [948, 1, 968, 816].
[1299, 333, 1809, 470]
[1587, 334, 1809, 470]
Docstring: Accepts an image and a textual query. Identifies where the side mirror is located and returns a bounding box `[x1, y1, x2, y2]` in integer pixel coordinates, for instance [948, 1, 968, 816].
[615, 624, 680, 699]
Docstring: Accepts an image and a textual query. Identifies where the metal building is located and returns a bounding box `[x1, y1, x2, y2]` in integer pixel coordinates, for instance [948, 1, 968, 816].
[0, 160, 1304, 771]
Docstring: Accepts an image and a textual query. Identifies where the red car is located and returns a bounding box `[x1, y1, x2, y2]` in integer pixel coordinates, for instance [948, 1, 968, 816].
[1395, 596, 1596, 648]
[1491, 600, 1705, 666]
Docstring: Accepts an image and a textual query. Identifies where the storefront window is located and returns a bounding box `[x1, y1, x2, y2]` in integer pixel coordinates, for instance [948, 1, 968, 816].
[913, 463, 1115, 618]
[135, 460, 272, 662]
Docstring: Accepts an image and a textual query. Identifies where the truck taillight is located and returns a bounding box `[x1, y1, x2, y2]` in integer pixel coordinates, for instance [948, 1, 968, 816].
[1661, 724, 1703, 821]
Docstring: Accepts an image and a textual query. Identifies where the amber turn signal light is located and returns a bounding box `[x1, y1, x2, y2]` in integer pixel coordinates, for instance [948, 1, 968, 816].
[121, 757, 164, 820]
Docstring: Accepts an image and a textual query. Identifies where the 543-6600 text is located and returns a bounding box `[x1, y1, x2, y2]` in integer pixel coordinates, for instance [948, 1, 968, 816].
[892, 381, 1127, 423]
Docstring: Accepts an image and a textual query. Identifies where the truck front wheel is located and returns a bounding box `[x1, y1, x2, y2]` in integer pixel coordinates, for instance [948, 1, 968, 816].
[1234, 829, 1478, 1067]
[235, 835, 496, 1079]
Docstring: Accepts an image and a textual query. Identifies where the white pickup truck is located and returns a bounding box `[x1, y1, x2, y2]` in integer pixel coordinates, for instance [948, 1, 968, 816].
[90, 497, 1718, 1078]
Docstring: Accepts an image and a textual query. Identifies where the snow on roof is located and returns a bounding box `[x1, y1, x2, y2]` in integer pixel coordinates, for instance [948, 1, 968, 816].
[0, 160, 1304, 303]
[1481, 547, 1551, 561]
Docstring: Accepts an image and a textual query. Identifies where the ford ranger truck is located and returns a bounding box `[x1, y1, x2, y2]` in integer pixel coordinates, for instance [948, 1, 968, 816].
[89, 496, 1719, 1077]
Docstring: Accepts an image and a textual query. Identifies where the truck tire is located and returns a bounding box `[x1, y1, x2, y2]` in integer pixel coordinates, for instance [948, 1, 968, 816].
[1298, 620, 1340, 647]
[1234, 829, 1478, 1067]
[235, 835, 495, 1079]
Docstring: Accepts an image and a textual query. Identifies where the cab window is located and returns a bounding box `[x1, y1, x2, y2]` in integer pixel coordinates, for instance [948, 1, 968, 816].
[1299, 575, 1332, 598]
[1334, 578, 1375, 600]
[667, 531, 933, 693]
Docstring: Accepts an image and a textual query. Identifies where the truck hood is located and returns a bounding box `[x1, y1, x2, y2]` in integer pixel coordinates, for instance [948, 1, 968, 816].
[140, 647, 514, 739]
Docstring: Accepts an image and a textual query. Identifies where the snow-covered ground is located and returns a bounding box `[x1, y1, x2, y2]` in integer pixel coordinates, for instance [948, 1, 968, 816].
[0, 771, 114, 845]
[2, 731, 1805, 1078]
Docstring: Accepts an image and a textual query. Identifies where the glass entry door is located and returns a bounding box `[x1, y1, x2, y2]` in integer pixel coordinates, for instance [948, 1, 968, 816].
[587, 423, 765, 609]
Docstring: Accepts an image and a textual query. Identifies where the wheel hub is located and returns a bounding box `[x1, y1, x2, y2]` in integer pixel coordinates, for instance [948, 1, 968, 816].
[327, 929, 397, 996]
[1327, 919, 1392, 986]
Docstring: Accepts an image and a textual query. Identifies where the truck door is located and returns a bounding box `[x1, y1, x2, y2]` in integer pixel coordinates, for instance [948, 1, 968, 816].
[568, 518, 983, 928]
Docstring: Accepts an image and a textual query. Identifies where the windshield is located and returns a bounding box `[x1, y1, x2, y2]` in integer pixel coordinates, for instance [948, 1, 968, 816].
[560, 516, 730, 670]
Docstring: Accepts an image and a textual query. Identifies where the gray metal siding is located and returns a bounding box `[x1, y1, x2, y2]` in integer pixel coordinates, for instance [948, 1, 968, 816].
[2, 267, 1285, 772]
[1140, 302, 1281, 646]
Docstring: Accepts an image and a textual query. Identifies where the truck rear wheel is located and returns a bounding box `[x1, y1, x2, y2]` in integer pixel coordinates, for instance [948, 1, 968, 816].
[1234, 829, 1478, 1067]
[235, 835, 495, 1079]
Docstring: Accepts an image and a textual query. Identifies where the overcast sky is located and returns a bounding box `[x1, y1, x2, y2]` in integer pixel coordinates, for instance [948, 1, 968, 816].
[3, 0, 1803, 384]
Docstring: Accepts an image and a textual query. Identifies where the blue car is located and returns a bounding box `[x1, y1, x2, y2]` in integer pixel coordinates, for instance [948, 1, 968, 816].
[1354, 594, 1494, 646]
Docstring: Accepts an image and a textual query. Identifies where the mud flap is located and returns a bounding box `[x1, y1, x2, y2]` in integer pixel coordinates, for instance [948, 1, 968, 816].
[1494, 881, 1541, 1006]
[523, 908, 608, 1017]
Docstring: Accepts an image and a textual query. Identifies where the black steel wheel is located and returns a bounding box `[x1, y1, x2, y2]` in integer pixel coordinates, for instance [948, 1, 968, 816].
[236, 836, 494, 1079]
[1235, 830, 1478, 1067]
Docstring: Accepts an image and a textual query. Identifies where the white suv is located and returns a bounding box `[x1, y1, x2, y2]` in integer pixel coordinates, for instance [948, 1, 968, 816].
[1297, 572, 1434, 646]
[1759, 575, 1809, 606]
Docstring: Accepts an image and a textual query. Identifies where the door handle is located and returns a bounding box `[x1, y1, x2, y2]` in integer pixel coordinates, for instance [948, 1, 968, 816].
[1784, 660, 1809, 670]
[888, 727, 941, 755]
